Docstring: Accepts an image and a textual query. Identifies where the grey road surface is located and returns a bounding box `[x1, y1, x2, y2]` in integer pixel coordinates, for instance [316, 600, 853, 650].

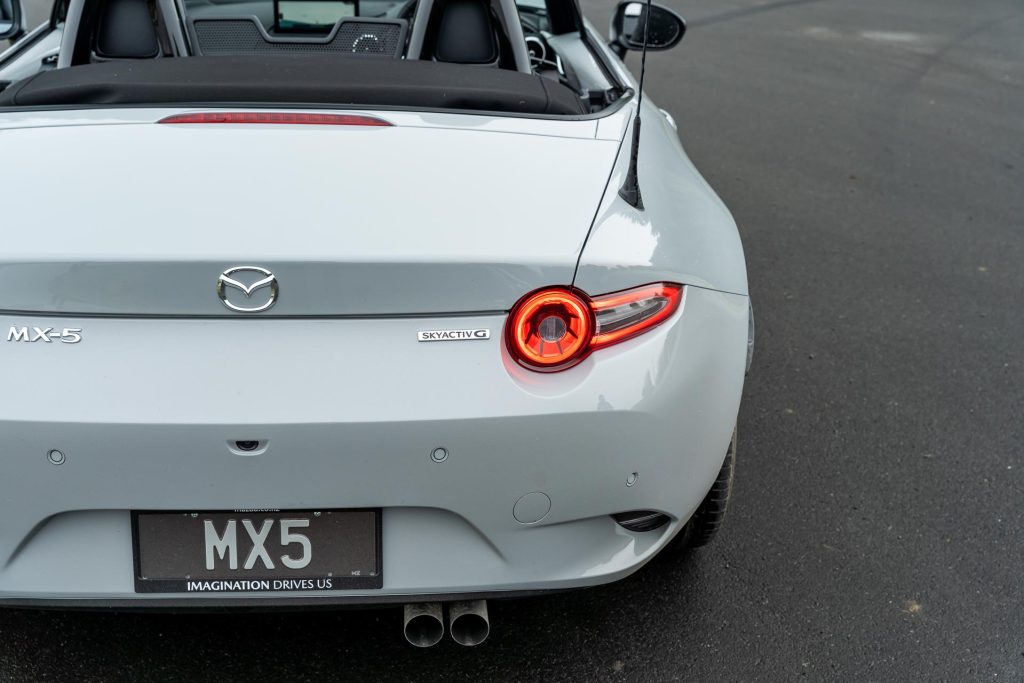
[1, 0, 1022, 680]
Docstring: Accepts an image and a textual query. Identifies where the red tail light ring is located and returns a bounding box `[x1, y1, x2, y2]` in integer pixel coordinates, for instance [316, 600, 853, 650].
[505, 283, 683, 372]
[505, 287, 594, 371]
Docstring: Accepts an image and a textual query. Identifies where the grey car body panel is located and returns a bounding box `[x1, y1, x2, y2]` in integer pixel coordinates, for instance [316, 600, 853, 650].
[574, 98, 749, 297]
[0, 286, 747, 601]
[573, 22, 749, 298]
[0, 99, 747, 310]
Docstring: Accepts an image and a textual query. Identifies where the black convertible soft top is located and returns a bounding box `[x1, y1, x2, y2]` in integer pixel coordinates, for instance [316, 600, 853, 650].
[0, 55, 587, 116]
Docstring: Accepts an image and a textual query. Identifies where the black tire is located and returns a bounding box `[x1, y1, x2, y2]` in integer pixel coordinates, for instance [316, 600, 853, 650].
[679, 427, 736, 548]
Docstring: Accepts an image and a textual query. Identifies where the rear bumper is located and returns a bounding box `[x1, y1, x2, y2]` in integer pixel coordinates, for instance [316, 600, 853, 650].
[0, 286, 748, 606]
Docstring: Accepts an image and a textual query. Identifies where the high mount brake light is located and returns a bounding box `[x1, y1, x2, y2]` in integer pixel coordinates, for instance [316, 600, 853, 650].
[157, 112, 393, 126]
[505, 283, 683, 372]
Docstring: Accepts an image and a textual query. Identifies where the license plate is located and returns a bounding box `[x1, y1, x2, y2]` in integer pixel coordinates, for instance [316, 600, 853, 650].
[132, 509, 382, 593]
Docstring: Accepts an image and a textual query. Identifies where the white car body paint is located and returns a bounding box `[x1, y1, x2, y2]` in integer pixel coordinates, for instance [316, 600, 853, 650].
[0, 16, 750, 607]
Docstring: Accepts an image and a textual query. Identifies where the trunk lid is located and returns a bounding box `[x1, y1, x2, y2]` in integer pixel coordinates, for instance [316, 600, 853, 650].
[0, 110, 621, 316]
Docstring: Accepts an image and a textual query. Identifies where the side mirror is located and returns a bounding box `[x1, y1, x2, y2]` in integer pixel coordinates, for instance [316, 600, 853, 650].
[609, 1, 685, 57]
[0, 0, 23, 41]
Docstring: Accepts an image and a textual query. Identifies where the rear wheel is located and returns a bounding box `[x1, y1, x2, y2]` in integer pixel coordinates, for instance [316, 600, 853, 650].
[679, 427, 736, 548]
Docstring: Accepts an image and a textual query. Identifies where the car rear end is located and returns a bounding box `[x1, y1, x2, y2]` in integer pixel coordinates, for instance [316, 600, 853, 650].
[0, 106, 747, 608]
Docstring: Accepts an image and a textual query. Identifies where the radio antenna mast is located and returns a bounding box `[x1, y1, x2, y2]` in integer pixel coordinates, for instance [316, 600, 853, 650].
[617, 0, 654, 210]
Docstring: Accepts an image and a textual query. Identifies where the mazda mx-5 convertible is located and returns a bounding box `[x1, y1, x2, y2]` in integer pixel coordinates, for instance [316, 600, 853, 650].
[0, 0, 751, 647]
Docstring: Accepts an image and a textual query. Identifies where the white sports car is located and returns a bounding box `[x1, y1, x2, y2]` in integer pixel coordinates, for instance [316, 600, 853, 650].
[0, 0, 751, 647]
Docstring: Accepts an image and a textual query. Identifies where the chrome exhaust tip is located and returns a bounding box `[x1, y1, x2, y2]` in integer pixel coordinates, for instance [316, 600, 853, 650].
[448, 600, 490, 647]
[403, 602, 445, 648]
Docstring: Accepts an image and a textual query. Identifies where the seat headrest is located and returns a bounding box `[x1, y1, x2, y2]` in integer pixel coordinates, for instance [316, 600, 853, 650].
[434, 0, 498, 65]
[95, 0, 160, 59]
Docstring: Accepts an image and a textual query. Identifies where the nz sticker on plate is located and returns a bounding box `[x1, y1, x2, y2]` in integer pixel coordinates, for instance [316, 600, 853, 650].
[417, 329, 490, 342]
[132, 509, 382, 593]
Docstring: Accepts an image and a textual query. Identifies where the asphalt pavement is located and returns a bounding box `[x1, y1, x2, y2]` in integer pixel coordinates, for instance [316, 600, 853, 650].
[1, 0, 1022, 680]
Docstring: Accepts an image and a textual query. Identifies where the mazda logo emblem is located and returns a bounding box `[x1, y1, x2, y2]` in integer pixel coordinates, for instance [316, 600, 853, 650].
[217, 266, 279, 312]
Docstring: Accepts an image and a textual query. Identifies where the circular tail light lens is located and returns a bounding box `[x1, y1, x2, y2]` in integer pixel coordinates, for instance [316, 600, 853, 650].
[506, 283, 684, 373]
[506, 287, 594, 371]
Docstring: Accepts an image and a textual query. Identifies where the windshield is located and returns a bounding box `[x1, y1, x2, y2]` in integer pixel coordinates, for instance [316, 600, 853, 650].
[184, 0, 411, 32]
[183, 0, 549, 32]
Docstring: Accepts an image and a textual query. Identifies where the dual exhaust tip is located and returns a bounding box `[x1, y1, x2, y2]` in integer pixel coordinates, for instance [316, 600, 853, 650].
[403, 600, 489, 647]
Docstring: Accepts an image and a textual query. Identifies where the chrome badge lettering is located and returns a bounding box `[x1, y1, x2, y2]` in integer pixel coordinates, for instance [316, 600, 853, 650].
[417, 329, 491, 342]
[6, 326, 82, 344]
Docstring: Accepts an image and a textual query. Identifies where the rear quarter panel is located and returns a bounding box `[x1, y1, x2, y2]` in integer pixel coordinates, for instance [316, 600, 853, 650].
[575, 23, 749, 298]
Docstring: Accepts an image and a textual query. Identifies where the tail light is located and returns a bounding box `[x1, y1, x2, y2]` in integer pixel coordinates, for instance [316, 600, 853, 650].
[590, 283, 683, 349]
[505, 283, 683, 372]
[505, 288, 593, 371]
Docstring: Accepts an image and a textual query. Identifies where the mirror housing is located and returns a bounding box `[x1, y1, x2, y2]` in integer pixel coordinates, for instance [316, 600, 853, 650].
[0, 0, 23, 41]
[609, 1, 685, 58]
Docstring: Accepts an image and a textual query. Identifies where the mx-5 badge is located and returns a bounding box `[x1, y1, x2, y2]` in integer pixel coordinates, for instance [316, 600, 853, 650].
[6, 326, 82, 344]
